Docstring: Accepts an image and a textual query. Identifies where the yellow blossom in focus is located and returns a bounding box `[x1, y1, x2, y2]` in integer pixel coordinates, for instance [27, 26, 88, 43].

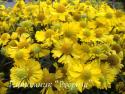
[30, 43, 50, 58]
[99, 63, 117, 89]
[68, 61, 101, 92]
[52, 38, 81, 64]
[10, 59, 43, 87]
[8, 48, 30, 62]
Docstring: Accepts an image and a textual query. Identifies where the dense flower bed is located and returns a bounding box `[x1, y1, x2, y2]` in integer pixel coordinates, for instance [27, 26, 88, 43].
[0, 0, 125, 94]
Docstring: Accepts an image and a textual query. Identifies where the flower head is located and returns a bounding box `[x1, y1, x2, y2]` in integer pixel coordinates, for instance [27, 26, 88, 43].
[68, 61, 101, 92]
[10, 59, 43, 87]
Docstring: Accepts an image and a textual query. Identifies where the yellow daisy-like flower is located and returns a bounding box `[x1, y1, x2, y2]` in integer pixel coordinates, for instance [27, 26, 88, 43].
[99, 63, 117, 89]
[10, 59, 43, 87]
[75, 44, 91, 63]
[52, 38, 80, 64]
[8, 48, 30, 62]
[107, 54, 123, 70]
[67, 61, 101, 92]
[52, 1, 69, 21]
[104, 12, 116, 27]
[60, 22, 81, 41]
[30, 43, 50, 58]
[78, 29, 96, 42]
[16, 33, 32, 49]
[35, 29, 56, 41]
[94, 27, 108, 39]
[0, 33, 10, 46]
[35, 29, 58, 47]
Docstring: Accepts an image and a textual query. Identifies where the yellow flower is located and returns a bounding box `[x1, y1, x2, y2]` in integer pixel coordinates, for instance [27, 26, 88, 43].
[107, 54, 123, 70]
[0, 0, 125, 93]
[94, 27, 108, 39]
[99, 63, 117, 89]
[42, 68, 55, 83]
[35, 31, 46, 42]
[17, 33, 32, 49]
[40, 68, 67, 94]
[68, 61, 101, 92]
[0, 33, 10, 46]
[10, 59, 43, 87]
[75, 44, 90, 63]
[35, 29, 58, 47]
[30, 43, 50, 58]
[91, 46, 103, 55]
[56, 4, 66, 13]
[8, 48, 30, 62]
[78, 29, 96, 42]
[52, 38, 80, 64]
[23, 4, 39, 18]
[60, 22, 81, 41]
[52, 1, 70, 21]
[37, 12, 45, 23]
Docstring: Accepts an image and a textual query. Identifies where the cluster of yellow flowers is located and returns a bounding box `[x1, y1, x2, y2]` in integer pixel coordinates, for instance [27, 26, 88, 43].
[0, 0, 125, 93]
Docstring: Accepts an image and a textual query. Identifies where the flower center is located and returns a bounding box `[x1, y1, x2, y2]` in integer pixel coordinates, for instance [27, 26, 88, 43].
[95, 30, 103, 38]
[107, 54, 120, 66]
[73, 12, 81, 21]
[56, 4, 65, 13]
[82, 45, 90, 53]
[33, 45, 41, 54]
[15, 51, 24, 60]
[64, 30, 75, 38]
[105, 13, 113, 19]
[61, 43, 72, 55]
[16, 68, 28, 80]
[37, 13, 45, 22]
[83, 30, 91, 37]
[92, 47, 101, 54]
[82, 70, 92, 81]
